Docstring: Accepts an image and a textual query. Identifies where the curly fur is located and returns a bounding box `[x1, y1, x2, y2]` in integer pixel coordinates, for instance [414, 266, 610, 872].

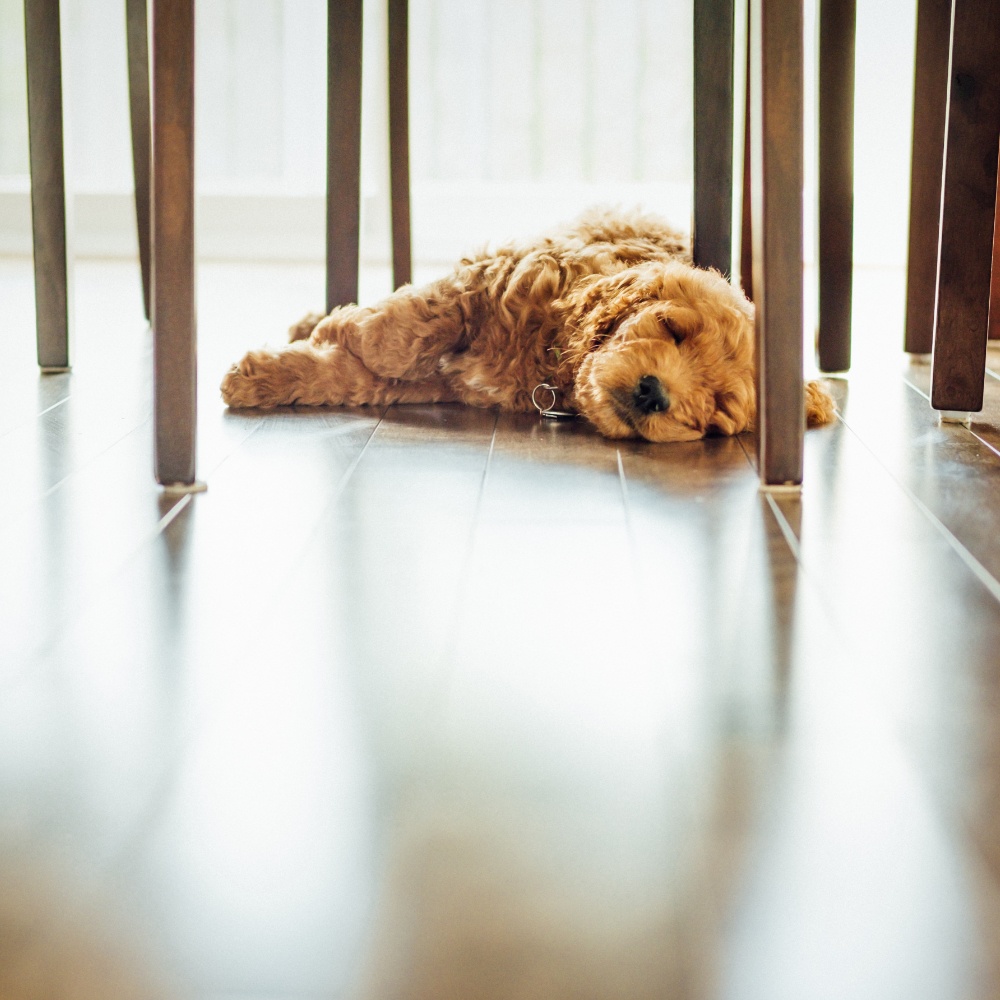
[221, 208, 836, 442]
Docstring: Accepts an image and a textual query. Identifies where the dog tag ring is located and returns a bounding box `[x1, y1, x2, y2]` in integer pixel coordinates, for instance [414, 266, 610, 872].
[531, 383, 576, 420]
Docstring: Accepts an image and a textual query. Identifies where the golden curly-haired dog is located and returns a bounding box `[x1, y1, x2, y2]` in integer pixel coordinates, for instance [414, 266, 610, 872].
[221, 209, 835, 441]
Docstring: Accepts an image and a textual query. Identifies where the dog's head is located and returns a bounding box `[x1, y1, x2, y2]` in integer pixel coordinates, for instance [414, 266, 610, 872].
[562, 262, 756, 442]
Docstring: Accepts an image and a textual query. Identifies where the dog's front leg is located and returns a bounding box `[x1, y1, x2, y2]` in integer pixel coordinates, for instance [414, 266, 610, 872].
[221, 342, 458, 409]
[306, 278, 470, 381]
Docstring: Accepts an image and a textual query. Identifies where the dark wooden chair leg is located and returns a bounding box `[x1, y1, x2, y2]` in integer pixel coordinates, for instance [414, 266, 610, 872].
[930, 0, 1000, 415]
[817, 0, 855, 373]
[326, 0, 364, 311]
[904, 0, 952, 356]
[750, 0, 804, 489]
[693, 0, 735, 276]
[24, 0, 71, 372]
[126, 0, 152, 323]
[388, 0, 412, 290]
[990, 149, 1000, 342]
[740, 8, 753, 300]
[152, 0, 200, 489]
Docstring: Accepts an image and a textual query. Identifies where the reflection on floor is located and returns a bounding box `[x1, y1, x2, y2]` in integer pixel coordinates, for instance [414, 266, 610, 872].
[3, 257, 1000, 999]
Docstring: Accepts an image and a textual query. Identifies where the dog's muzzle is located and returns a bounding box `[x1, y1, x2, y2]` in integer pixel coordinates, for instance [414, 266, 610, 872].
[633, 374, 670, 414]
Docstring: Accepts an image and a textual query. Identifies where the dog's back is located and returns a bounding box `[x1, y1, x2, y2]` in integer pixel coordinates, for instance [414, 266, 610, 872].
[551, 206, 690, 261]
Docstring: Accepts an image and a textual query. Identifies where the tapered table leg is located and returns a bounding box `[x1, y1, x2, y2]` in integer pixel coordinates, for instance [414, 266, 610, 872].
[904, 0, 952, 356]
[24, 0, 71, 372]
[740, 7, 753, 299]
[750, 0, 804, 489]
[126, 0, 152, 322]
[327, 0, 363, 311]
[388, 0, 411, 290]
[152, 0, 200, 489]
[693, 0, 735, 276]
[990, 149, 1000, 342]
[817, 0, 855, 373]
[930, 0, 1000, 414]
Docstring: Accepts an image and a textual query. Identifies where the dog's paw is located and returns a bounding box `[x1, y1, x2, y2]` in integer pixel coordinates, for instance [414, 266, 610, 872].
[221, 351, 278, 408]
[805, 379, 837, 427]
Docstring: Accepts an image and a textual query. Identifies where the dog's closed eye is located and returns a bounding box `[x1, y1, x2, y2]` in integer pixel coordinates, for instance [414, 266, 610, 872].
[661, 316, 687, 345]
[659, 305, 701, 345]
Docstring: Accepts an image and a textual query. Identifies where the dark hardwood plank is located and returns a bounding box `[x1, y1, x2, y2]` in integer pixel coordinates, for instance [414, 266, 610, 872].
[749, 0, 804, 486]
[817, 0, 856, 373]
[0, 405, 380, 685]
[0, 431, 389, 997]
[0, 261, 139, 439]
[836, 277, 1000, 596]
[152, 0, 198, 486]
[11, 261, 1000, 996]
[766, 403, 1000, 955]
[334, 405, 495, 527]
[747, 264, 1000, 965]
[904, 0, 952, 355]
[388, 0, 412, 290]
[476, 411, 625, 524]
[930, 0, 1000, 412]
[126, 0, 152, 323]
[0, 372, 72, 440]
[693, 0, 735, 276]
[733, 480, 1000, 998]
[899, 360, 1000, 590]
[391, 437, 747, 998]
[326, 0, 364, 310]
[23, 0, 71, 371]
[0, 407, 508, 998]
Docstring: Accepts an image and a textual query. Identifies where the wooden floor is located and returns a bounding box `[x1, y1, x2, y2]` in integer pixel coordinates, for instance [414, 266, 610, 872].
[4, 256, 1000, 999]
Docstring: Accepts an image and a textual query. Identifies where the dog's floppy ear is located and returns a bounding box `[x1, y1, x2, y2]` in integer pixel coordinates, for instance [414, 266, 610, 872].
[557, 262, 670, 359]
[659, 303, 701, 344]
[709, 374, 756, 435]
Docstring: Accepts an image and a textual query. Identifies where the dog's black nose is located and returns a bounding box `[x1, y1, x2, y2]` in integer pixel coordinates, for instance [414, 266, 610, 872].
[633, 374, 669, 414]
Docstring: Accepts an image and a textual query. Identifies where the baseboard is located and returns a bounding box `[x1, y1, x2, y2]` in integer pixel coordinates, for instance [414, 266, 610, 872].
[0, 180, 694, 264]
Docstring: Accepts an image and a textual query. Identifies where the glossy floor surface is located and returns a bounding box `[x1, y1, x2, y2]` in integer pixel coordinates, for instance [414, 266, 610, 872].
[4, 257, 1000, 999]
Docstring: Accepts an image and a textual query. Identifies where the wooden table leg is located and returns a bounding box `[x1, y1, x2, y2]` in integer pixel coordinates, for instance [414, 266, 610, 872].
[693, 0, 735, 277]
[904, 0, 952, 356]
[750, 0, 804, 489]
[740, 5, 753, 299]
[326, 0, 363, 311]
[152, 0, 200, 490]
[817, 0, 855, 373]
[24, 0, 71, 372]
[126, 0, 152, 323]
[990, 146, 1000, 342]
[930, 0, 1000, 415]
[388, 0, 412, 290]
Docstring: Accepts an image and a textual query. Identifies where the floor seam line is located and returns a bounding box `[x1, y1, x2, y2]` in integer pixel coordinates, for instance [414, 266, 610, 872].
[901, 373, 1000, 465]
[836, 410, 1000, 608]
[36, 393, 72, 419]
[37, 414, 152, 503]
[13, 410, 386, 689]
[763, 491, 802, 560]
[199, 415, 266, 480]
[439, 411, 499, 667]
[967, 427, 1000, 462]
[901, 375, 931, 402]
[617, 447, 639, 563]
[0, 389, 73, 443]
[155, 493, 192, 534]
